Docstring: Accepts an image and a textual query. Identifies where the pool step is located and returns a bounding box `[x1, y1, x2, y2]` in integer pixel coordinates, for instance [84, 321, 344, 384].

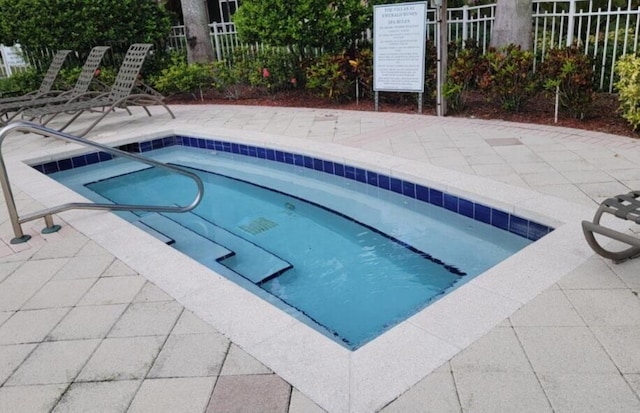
[165, 212, 293, 284]
[137, 213, 234, 267]
[132, 219, 175, 245]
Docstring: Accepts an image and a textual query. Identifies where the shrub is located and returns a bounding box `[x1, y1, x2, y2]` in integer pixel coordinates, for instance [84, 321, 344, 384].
[478, 45, 539, 112]
[151, 54, 216, 99]
[615, 54, 640, 130]
[208, 61, 245, 100]
[0, 77, 18, 97]
[349, 48, 373, 102]
[0, 59, 113, 98]
[93, 67, 117, 91]
[228, 46, 299, 91]
[209, 46, 301, 100]
[306, 48, 372, 102]
[57, 67, 82, 90]
[246, 46, 303, 92]
[306, 53, 351, 101]
[234, 0, 371, 59]
[444, 40, 484, 111]
[0, 0, 172, 75]
[0, 68, 42, 96]
[538, 46, 594, 119]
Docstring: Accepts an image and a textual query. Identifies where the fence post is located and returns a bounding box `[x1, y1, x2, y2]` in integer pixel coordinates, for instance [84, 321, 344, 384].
[566, 0, 576, 46]
[462, 5, 469, 44]
[210, 23, 222, 61]
[436, 2, 448, 116]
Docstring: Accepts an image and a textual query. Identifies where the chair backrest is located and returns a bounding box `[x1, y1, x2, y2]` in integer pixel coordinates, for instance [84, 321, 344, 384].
[108, 43, 153, 101]
[37, 50, 72, 94]
[71, 46, 110, 95]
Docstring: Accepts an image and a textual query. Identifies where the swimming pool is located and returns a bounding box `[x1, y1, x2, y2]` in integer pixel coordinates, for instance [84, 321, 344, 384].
[40, 135, 550, 349]
[14, 105, 599, 413]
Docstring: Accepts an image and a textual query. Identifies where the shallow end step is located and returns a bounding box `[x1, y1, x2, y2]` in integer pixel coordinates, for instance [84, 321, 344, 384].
[218, 254, 292, 284]
[166, 212, 293, 284]
[138, 213, 233, 262]
[132, 220, 175, 245]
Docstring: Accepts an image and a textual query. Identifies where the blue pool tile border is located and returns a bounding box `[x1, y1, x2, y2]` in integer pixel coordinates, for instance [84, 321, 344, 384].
[33, 135, 554, 241]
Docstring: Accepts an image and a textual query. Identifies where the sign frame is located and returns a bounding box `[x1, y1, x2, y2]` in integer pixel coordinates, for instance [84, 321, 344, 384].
[373, 1, 428, 94]
[0, 44, 28, 77]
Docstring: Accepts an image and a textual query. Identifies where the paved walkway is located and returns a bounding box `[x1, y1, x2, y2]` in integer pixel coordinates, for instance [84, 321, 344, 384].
[0, 105, 639, 412]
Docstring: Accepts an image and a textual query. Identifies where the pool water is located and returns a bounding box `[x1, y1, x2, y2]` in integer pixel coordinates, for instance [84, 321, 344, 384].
[50, 145, 533, 349]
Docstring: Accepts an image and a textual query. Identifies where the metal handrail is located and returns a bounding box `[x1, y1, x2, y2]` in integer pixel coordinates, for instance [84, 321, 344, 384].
[0, 121, 204, 244]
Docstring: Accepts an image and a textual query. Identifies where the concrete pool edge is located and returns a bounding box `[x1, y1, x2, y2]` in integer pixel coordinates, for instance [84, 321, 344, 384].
[7, 126, 615, 412]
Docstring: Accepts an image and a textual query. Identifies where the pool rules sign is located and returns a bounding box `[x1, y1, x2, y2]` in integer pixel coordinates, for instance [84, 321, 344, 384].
[373, 2, 427, 112]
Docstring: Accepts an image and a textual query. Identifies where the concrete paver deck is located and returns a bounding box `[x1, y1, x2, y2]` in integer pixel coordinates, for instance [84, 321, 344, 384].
[0, 105, 639, 412]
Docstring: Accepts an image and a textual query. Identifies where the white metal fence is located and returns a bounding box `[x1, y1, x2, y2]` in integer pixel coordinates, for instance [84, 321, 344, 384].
[167, 0, 640, 92]
[5, 1, 640, 92]
[444, 1, 640, 91]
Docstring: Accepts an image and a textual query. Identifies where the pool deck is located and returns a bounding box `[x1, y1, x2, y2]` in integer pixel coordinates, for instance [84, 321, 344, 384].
[0, 104, 639, 412]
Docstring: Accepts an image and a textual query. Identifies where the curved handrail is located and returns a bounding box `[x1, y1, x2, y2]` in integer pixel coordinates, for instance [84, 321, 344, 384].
[0, 121, 204, 243]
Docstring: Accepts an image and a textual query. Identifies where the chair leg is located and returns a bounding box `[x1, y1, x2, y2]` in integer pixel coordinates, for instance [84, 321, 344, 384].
[75, 108, 115, 137]
[58, 111, 86, 132]
[162, 103, 175, 119]
[41, 112, 62, 126]
[582, 220, 640, 263]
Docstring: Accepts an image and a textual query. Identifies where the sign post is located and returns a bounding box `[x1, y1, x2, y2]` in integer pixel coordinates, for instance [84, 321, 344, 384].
[435, 0, 448, 116]
[373, 2, 428, 113]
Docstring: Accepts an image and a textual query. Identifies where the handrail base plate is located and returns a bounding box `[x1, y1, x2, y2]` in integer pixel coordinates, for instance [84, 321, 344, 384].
[41, 225, 62, 234]
[10, 235, 31, 244]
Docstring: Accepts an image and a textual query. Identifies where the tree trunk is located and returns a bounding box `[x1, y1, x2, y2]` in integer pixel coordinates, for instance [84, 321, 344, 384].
[180, 0, 215, 63]
[490, 0, 532, 50]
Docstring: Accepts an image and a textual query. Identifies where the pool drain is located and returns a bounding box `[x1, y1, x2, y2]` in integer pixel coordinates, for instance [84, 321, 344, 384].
[238, 217, 278, 235]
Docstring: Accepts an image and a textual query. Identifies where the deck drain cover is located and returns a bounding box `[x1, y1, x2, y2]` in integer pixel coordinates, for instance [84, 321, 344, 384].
[238, 217, 278, 235]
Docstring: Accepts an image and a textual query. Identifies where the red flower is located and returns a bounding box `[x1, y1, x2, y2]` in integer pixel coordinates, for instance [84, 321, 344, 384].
[262, 68, 270, 78]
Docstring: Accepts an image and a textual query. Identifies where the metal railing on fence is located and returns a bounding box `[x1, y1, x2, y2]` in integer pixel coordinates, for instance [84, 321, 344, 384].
[169, 25, 187, 53]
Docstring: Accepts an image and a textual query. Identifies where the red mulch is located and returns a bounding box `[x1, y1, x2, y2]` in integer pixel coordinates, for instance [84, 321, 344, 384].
[166, 89, 639, 139]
